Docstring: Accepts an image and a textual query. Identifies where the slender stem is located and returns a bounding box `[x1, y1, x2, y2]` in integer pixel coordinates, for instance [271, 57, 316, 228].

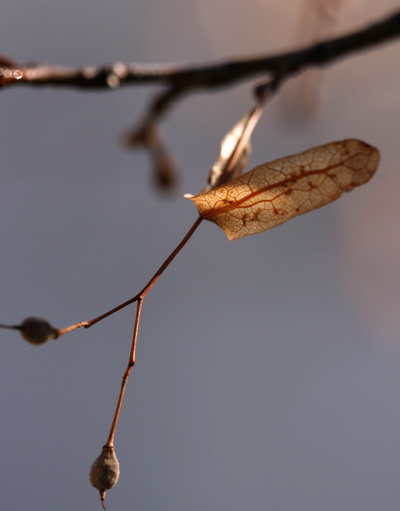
[105, 298, 143, 447]
[82, 216, 202, 329]
[56, 321, 89, 336]
[101, 216, 202, 446]
[0, 323, 19, 330]
[139, 215, 203, 299]
[85, 297, 139, 328]
[56, 216, 202, 337]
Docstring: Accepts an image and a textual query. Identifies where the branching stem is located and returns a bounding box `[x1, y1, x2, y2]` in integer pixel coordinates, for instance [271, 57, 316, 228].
[57, 215, 202, 336]
[57, 216, 203, 445]
[2, 9, 398, 190]
[103, 216, 202, 445]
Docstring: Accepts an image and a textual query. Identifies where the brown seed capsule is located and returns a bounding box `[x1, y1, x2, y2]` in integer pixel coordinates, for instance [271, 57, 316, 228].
[18, 317, 58, 345]
[90, 445, 120, 509]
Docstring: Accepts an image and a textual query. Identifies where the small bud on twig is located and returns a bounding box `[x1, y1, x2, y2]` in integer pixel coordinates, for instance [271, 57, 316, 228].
[18, 317, 58, 345]
[0, 316, 58, 345]
[90, 445, 120, 509]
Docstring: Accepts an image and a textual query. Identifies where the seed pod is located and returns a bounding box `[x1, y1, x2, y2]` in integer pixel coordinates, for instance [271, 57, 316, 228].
[18, 317, 58, 345]
[90, 445, 120, 509]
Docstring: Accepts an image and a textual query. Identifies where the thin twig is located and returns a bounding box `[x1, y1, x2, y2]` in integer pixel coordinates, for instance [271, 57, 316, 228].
[106, 298, 143, 447]
[102, 216, 202, 445]
[57, 321, 89, 336]
[58, 216, 203, 335]
[124, 121, 179, 190]
[56, 217, 203, 444]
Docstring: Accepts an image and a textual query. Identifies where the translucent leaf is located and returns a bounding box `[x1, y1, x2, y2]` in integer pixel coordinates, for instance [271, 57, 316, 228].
[189, 139, 379, 240]
[206, 104, 263, 190]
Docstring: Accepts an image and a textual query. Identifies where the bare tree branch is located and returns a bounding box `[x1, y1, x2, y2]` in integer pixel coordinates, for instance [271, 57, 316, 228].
[2, 8, 399, 190]
[2, 9, 399, 92]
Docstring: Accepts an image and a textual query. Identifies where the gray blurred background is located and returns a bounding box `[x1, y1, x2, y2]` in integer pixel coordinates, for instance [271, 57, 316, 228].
[1, 1, 400, 510]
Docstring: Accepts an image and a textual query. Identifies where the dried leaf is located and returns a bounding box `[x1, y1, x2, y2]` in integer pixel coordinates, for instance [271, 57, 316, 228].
[206, 104, 263, 190]
[189, 139, 379, 240]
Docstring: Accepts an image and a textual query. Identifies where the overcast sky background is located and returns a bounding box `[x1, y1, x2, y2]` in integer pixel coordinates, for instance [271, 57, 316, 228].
[1, 1, 400, 510]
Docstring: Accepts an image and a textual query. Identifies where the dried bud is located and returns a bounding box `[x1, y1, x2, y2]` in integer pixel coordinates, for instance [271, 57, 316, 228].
[90, 445, 120, 509]
[18, 317, 58, 345]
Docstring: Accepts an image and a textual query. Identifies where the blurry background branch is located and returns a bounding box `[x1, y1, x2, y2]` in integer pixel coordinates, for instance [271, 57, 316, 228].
[1, 7, 399, 190]
[3, 9, 400, 91]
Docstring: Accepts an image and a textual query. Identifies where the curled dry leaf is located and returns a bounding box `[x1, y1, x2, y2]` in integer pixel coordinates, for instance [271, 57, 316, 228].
[206, 103, 263, 190]
[189, 139, 379, 240]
